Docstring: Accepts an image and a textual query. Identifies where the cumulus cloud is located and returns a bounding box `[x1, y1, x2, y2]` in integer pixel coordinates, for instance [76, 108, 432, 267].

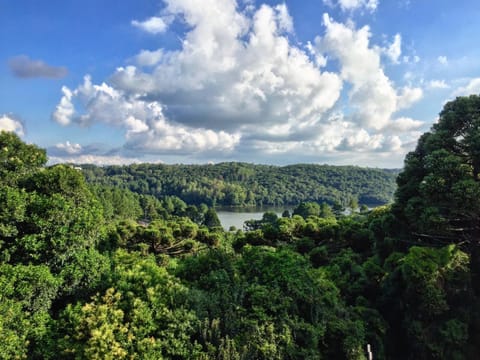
[52, 75, 240, 154]
[131, 16, 170, 34]
[9, 55, 67, 79]
[0, 114, 24, 136]
[315, 14, 422, 130]
[54, 1, 343, 154]
[53, 1, 422, 166]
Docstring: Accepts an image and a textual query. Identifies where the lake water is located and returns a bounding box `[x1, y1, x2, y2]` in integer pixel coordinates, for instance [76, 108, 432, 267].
[216, 204, 379, 230]
[216, 207, 291, 231]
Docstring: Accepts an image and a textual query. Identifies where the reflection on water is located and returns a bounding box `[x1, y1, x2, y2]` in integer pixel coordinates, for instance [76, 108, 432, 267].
[216, 207, 291, 230]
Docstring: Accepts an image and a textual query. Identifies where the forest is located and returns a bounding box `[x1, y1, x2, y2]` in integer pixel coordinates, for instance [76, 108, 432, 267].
[81, 162, 398, 208]
[0, 95, 479, 359]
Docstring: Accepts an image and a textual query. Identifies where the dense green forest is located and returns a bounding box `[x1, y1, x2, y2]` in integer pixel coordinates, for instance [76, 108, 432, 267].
[1, 95, 480, 359]
[81, 162, 398, 207]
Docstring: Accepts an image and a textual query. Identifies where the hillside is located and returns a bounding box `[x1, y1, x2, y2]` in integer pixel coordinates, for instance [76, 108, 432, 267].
[81, 162, 399, 207]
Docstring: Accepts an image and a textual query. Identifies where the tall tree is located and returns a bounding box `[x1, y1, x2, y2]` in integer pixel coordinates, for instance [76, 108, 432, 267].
[393, 95, 480, 292]
[394, 95, 480, 243]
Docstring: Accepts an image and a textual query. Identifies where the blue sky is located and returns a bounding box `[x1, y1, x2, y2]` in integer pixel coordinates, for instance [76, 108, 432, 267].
[1, 0, 480, 167]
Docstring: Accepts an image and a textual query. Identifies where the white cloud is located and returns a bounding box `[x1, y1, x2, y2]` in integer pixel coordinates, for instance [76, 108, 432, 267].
[324, 0, 379, 12]
[397, 86, 423, 109]
[54, 141, 82, 155]
[451, 78, 480, 97]
[316, 14, 394, 129]
[386, 117, 423, 132]
[403, 55, 420, 64]
[55, 2, 343, 154]
[274, 3, 294, 33]
[48, 154, 149, 166]
[438, 55, 448, 65]
[384, 33, 401, 63]
[0, 114, 24, 136]
[52, 86, 75, 126]
[52, 76, 240, 154]
[337, 128, 384, 151]
[315, 14, 421, 130]
[134, 49, 164, 67]
[131, 16, 170, 34]
[428, 79, 449, 89]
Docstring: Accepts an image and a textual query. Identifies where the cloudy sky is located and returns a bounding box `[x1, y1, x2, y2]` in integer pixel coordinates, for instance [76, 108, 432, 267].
[1, 0, 480, 167]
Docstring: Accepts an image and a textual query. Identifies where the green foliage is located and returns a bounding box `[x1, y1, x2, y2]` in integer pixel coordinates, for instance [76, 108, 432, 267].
[381, 245, 474, 359]
[91, 185, 143, 221]
[203, 208, 222, 228]
[0, 263, 60, 359]
[0, 164, 105, 274]
[57, 250, 205, 359]
[0, 131, 47, 185]
[394, 95, 480, 245]
[293, 201, 322, 219]
[59, 248, 111, 299]
[82, 162, 398, 207]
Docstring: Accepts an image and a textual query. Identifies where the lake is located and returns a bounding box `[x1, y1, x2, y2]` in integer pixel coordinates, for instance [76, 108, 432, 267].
[216, 204, 380, 230]
[216, 206, 292, 230]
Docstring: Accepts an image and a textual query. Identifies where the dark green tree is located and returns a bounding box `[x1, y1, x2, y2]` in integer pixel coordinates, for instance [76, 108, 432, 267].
[203, 208, 222, 228]
[293, 202, 321, 219]
[394, 95, 480, 242]
[393, 95, 480, 292]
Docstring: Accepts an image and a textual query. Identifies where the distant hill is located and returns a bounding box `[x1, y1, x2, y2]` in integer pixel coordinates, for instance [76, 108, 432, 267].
[80, 162, 399, 207]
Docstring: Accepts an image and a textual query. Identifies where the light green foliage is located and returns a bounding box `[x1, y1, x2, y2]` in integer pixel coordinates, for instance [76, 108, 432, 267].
[0, 165, 105, 271]
[0, 131, 47, 185]
[60, 288, 131, 360]
[0, 297, 29, 359]
[58, 250, 205, 359]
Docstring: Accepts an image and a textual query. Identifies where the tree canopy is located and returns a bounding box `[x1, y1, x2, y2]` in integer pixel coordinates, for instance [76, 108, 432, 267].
[394, 95, 480, 250]
[81, 162, 398, 207]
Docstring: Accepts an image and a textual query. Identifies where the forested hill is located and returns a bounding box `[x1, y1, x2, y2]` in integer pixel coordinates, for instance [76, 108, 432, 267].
[81, 162, 399, 207]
